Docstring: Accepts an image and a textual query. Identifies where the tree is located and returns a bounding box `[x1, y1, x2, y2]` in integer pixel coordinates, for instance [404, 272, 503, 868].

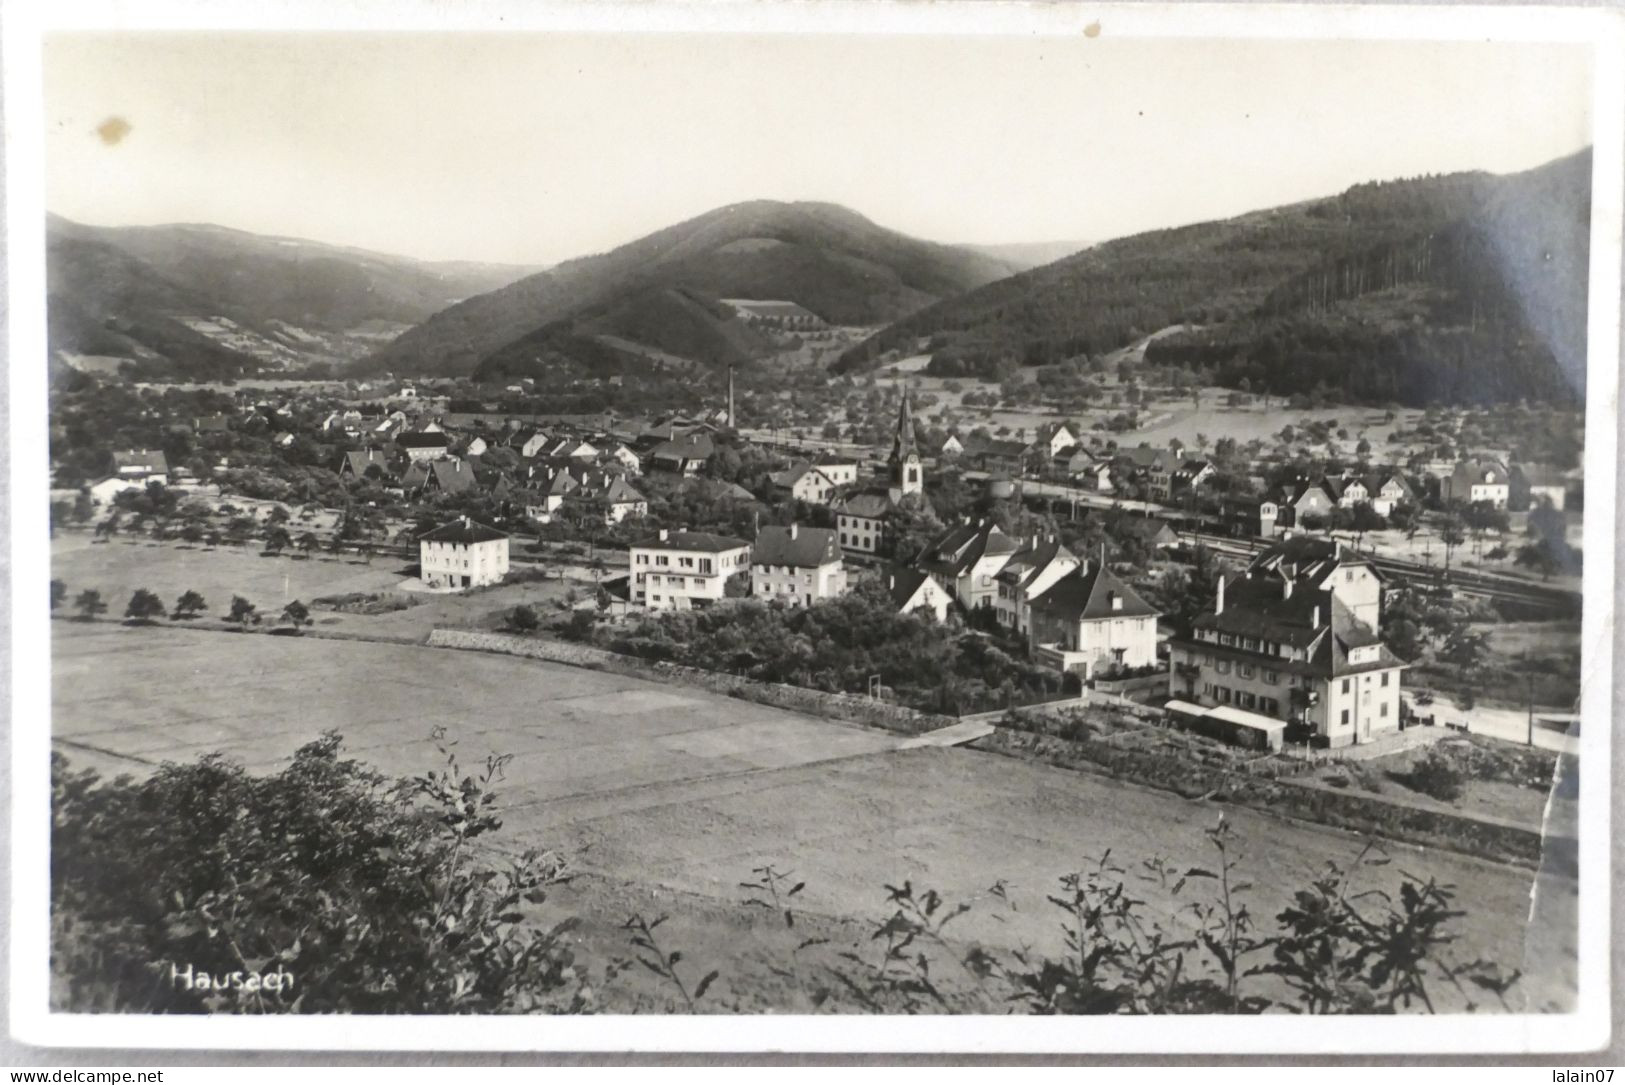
[508, 604, 540, 633]
[123, 589, 167, 625]
[263, 526, 292, 555]
[73, 590, 107, 622]
[296, 531, 320, 559]
[1438, 512, 1467, 575]
[1515, 541, 1561, 581]
[228, 595, 258, 630]
[281, 600, 311, 629]
[50, 579, 67, 612]
[172, 590, 208, 620]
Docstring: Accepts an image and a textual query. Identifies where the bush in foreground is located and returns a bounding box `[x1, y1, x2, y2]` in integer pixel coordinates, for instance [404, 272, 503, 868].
[51, 738, 1522, 1015]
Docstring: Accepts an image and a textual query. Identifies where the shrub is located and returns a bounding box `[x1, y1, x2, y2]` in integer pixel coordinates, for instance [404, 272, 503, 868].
[50, 732, 586, 1014]
[1406, 750, 1467, 803]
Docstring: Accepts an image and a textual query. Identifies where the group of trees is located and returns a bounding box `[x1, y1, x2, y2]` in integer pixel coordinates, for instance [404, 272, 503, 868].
[553, 578, 1068, 715]
[50, 733, 1522, 1014]
[51, 578, 310, 633]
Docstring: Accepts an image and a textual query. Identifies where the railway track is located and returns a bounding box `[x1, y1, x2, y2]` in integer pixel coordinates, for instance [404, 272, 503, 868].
[1175, 530, 1580, 615]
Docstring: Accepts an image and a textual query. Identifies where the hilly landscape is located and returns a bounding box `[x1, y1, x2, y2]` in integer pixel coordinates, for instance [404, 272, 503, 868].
[357, 200, 1022, 381]
[836, 150, 1591, 407]
[46, 215, 538, 381]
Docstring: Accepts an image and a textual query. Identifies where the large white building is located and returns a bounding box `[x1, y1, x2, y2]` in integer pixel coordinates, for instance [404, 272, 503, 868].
[630, 529, 751, 611]
[419, 517, 510, 590]
[1166, 535, 1406, 749]
[750, 523, 847, 607]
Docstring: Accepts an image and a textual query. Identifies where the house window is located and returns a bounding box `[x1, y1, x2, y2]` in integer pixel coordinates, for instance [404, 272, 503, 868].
[1381, 672, 1390, 687]
[1215, 660, 1231, 675]
[1341, 679, 1351, 694]
[1237, 664, 1254, 679]
[1238, 692, 1255, 709]
[1264, 670, 1279, 685]
[1340, 709, 1350, 726]
[1380, 702, 1390, 717]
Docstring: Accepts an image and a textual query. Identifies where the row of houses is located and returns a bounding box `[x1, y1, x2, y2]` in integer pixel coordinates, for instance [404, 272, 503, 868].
[430, 497, 1403, 750]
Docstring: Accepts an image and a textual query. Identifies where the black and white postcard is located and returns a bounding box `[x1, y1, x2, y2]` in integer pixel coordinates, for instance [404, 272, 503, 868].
[6, 0, 1622, 1059]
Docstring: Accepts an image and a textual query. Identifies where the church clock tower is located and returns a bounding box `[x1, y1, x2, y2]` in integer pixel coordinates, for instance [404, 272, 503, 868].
[888, 394, 923, 500]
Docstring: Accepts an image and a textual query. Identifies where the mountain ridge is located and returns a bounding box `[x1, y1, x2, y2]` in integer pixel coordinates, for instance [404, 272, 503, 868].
[356, 199, 1022, 379]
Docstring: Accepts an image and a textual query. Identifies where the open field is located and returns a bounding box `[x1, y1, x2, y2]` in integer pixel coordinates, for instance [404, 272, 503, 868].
[50, 622, 1576, 1012]
[51, 534, 584, 641]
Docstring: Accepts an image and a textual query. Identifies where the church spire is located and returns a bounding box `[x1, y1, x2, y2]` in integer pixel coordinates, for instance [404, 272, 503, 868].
[889, 394, 917, 463]
[888, 392, 922, 498]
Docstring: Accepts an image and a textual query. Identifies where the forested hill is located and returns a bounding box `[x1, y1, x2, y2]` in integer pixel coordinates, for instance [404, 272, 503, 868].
[45, 215, 539, 380]
[358, 200, 1020, 380]
[835, 150, 1591, 406]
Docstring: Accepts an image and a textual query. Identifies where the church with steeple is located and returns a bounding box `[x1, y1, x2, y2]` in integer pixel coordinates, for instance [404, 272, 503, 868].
[834, 392, 928, 555]
[887, 394, 923, 502]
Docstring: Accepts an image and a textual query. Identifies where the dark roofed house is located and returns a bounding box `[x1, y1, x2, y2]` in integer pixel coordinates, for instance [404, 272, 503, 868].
[111, 449, 170, 482]
[339, 448, 395, 483]
[1166, 534, 1404, 749]
[885, 565, 953, 622]
[648, 434, 715, 477]
[419, 516, 509, 590]
[750, 523, 847, 606]
[917, 518, 1020, 612]
[628, 528, 752, 611]
[398, 430, 453, 462]
[1026, 562, 1159, 677]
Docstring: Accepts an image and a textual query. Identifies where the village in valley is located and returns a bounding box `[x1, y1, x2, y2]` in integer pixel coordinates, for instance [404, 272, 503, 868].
[37, 29, 1598, 1020]
[52, 357, 1583, 754]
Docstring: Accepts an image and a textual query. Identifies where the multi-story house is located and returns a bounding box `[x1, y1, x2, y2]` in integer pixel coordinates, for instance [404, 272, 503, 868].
[769, 462, 840, 505]
[917, 518, 1019, 613]
[398, 430, 453, 463]
[750, 524, 847, 607]
[1273, 479, 1338, 528]
[1166, 535, 1404, 748]
[834, 492, 893, 555]
[1026, 562, 1159, 677]
[1171, 458, 1216, 497]
[1442, 458, 1511, 509]
[419, 517, 509, 590]
[813, 456, 859, 487]
[1034, 422, 1079, 460]
[629, 529, 751, 611]
[992, 535, 1079, 634]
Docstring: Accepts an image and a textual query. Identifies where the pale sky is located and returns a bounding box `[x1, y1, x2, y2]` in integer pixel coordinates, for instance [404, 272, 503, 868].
[44, 33, 1595, 266]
